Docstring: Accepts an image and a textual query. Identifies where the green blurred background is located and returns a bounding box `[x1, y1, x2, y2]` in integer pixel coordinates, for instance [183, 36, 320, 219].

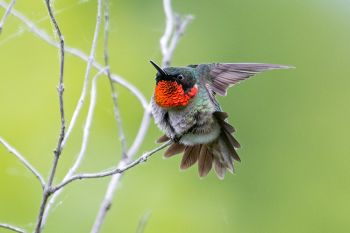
[0, 0, 349, 232]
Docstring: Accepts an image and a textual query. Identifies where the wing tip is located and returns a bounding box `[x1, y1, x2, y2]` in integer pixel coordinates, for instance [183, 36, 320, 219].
[274, 64, 295, 70]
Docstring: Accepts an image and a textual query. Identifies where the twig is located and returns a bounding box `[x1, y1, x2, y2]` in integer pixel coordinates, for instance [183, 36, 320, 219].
[160, 0, 174, 60]
[0, 0, 16, 34]
[90, 141, 169, 233]
[160, 0, 193, 67]
[0, 1, 148, 110]
[61, 0, 103, 148]
[89, 141, 172, 233]
[103, 0, 128, 158]
[90, 1, 192, 232]
[41, 68, 108, 227]
[0, 137, 45, 188]
[163, 14, 193, 67]
[52, 140, 172, 193]
[0, 223, 26, 233]
[34, 0, 65, 232]
[135, 211, 152, 233]
[40, 0, 103, 225]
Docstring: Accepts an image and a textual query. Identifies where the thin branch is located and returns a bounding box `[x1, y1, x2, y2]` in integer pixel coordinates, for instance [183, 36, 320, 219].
[0, 1, 148, 110]
[0, 0, 16, 34]
[135, 211, 152, 233]
[90, 1, 192, 232]
[160, 0, 174, 57]
[163, 14, 193, 67]
[61, 0, 103, 148]
[40, 0, 103, 224]
[0, 223, 26, 233]
[103, 0, 128, 158]
[160, 0, 193, 67]
[89, 79, 153, 233]
[52, 140, 172, 194]
[127, 108, 152, 158]
[0, 137, 45, 188]
[41, 68, 108, 227]
[34, 0, 65, 232]
[49, 0, 66, 162]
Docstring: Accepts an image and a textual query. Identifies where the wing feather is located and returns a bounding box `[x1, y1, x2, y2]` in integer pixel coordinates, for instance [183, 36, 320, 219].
[207, 63, 292, 96]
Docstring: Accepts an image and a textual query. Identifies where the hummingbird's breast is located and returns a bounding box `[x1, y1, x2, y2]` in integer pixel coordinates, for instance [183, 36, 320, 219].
[151, 86, 220, 145]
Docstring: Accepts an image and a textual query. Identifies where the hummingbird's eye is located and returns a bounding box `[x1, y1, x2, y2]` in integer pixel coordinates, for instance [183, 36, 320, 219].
[177, 75, 184, 80]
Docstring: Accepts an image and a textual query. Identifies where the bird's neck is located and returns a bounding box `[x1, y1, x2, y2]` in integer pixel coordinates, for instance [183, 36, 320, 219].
[154, 80, 198, 108]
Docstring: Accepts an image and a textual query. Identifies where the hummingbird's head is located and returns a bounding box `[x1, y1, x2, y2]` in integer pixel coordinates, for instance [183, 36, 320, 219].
[150, 61, 198, 108]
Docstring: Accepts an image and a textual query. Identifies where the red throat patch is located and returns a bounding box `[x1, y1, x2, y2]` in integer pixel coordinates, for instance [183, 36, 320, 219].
[155, 80, 198, 108]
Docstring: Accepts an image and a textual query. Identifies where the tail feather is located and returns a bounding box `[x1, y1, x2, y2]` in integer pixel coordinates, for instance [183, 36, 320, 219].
[158, 111, 241, 179]
[221, 131, 241, 161]
[218, 139, 235, 173]
[214, 160, 226, 179]
[164, 143, 186, 158]
[156, 134, 170, 143]
[180, 145, 200, 170]
[198, 145, 213, 177]
[211, 111, 241, 178]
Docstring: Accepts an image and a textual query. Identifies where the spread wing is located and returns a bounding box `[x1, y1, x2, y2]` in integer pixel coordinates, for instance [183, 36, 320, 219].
[204, 63, 292, 96]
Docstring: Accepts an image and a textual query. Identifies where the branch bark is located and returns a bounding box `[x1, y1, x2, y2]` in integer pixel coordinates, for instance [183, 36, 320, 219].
[34, 0, 66, 232]
[103, 0, 128, 158]
[52, 140, 172, 193]
[0, 223, 26, 233]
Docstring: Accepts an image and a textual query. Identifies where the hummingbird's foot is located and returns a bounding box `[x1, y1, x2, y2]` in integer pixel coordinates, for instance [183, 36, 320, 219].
[172, 135, 182, 143]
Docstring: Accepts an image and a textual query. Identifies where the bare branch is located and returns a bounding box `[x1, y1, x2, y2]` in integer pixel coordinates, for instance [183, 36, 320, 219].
[34, 0, 66, 232]
[40, 0, 103, 225]
[0, 1, 192, 233]
[52, 140, 172, 194]
[163, 14, 193, 67]
[0, 0, 16, 34]
[0, 137, 45, 188]
[135, 211, 152, 233]
[160, 0, 193, 67]
[160, 0, 174, 57]
[126, 108, 152, 158]
[90, 1, 192, 231]
[61, 0, 103, 148]
[103, 0, 128, 158]
[48, 0, 66, 161]
[40, 68, 108, 227]
[89, 80, 152, 233]
[0, 223, 26, 233]
[0, 1, 148, 110]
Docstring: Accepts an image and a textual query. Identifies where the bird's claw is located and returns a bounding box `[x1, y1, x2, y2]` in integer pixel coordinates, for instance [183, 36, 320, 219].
[171, 136, 181, 143]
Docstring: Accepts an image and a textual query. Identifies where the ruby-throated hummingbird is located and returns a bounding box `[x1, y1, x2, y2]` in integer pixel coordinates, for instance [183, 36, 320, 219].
[150, 60, 291, 179]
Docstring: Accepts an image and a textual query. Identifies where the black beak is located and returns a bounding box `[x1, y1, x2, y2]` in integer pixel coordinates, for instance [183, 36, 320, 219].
[150, 60, 168, 76]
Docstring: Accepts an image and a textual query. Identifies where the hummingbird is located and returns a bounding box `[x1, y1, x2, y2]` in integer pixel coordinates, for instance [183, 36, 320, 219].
[150, 60, 291, 179]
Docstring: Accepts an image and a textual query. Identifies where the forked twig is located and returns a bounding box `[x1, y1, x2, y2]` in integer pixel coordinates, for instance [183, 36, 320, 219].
[160, 0, 193, 67]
